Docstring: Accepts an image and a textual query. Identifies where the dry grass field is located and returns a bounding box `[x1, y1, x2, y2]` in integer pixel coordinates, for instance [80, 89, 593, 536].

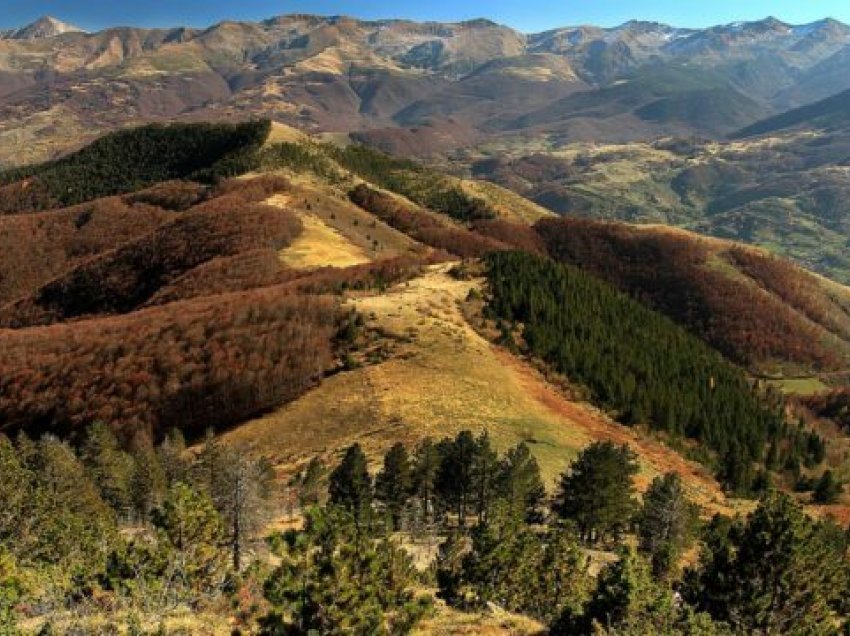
[224, 263, 732, 515]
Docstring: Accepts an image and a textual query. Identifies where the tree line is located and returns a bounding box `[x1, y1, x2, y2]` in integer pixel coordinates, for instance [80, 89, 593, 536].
[1, 427, 847, 634]
[483, 250, 825, 493]
[300, 434, 850, 634]
[0, 121, 272, 212]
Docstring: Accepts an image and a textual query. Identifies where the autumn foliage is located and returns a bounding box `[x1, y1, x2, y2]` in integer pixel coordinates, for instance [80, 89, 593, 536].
[0, 187, 302, 328]
[0, 288, 341, 443]
[535, 217, 844, 371]
[0, 196, 173, 306]
[349, 184, 509, 258]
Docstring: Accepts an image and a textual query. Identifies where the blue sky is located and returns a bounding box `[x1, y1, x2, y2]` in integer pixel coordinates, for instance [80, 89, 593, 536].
[4, 1, 850, 33]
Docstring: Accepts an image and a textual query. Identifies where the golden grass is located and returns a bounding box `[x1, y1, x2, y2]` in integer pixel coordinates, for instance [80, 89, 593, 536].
[224, 263, 731, 515]
[19, 609, 233, 635]
[460, 179, 554, 224]
[414, 600, 546, 635]
[264, 121, 309, 146]
[279, 209, 372, 269]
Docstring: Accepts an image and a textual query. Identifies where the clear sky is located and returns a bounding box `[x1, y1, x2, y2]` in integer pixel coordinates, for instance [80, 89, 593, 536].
[3, 1, 850, 33]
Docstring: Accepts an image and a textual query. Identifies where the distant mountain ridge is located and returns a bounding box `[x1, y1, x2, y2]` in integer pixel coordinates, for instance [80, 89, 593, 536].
[736, 87, 850, 137]
[3, 13, 850, 167]
[0, 15, 84, 40]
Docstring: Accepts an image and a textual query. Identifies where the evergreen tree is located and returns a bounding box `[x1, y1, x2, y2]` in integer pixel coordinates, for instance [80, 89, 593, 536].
[129, 435, 167, 523]
[637, 472, 699, 580]
[441, 510, 591, 624]
[262, 506, 431, 634]
[80, 421, 135, 515]
[193, 429, 225, 494]
[553, 442, 639, 544]
[686, 491, 846, 634]
[471, 431, 499, 523]
[813, 470, 842, 504]
[294, 456, 326, 507]
[436, 431, 477, 525]
[496, 442, 546, 522]
[0, 436, 32, 550]
[29, 436, 117, 587]
[153, 482, 228, 599]
[328, 443, 373, 523]
[556, 547, 727, 635]
[412, 438, 442, 524]
[581, 547, 673, 632]
[374, 443, 413, 531]
[0, 548, 22, 635]
[435, 530, 473, 609]
[156, 429, 190, 486]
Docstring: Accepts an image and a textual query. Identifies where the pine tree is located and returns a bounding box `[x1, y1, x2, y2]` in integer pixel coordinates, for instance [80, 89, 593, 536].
[0, 547, 22, 635]
[812, 470, 842, 504]
[375, 443, 413, 531]
[497, 442, 546, 522]
[129, 434, 167, 523]
[471, 431, 499, 523]
[558, 547, 725, 635]
[328, 443, 372, 524]
[0, 436, 32, 550]
[153, 482, 228, 599]
[80, 421, 135, 515]
[262, 506, 431, 634]
[581, 547, 673, 632]
[687, 491, 846, 634]
[156, 428, 190, 486]
[412, 438, 441, 523]
[193, 428, 225, 494]
[436, 431, 477, 526]
[637, 472, 698, 580]
[29, 436, 117, 586]
[553, 442, 639, 544]
[295, 456, 326, 507]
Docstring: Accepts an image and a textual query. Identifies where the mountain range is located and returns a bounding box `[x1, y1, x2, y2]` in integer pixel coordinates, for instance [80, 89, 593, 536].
[4, 13, 850, 167]
[2, 12, 850, 630]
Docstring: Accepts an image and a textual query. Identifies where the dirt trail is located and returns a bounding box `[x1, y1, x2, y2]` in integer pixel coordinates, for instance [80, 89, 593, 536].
[227, 263, 731, 513]
[494, 349, 731, 514]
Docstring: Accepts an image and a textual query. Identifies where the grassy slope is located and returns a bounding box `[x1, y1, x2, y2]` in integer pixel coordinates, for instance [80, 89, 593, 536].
[224, 263, 731, 515]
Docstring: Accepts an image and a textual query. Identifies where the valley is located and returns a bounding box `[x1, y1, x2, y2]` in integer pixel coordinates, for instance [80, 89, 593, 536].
[0, 6, 850, 633]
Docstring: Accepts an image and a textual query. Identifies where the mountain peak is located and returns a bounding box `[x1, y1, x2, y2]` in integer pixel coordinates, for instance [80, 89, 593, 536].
[3, 15, 85, 40]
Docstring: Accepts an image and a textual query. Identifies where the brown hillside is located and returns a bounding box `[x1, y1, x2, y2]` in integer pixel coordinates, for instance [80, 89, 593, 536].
[0, 288, 341, 443]
[0, 196, 173, 305]
[535, 217, 850, 373]
[0, 192, 302, 328]
[349, 183, 512, 258]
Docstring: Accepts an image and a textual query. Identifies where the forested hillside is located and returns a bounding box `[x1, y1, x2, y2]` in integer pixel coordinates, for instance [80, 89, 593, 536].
[535, 217, 850, 373]
[0, 121, 271, 212]
[0, 119, 846, 633]
[484, 251, 824, 492]
[2, 427, 847, 634]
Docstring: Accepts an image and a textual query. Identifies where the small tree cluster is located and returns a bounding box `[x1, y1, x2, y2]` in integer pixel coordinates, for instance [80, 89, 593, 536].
[0, 423, 276, 624]
[325, 432, 547, 534]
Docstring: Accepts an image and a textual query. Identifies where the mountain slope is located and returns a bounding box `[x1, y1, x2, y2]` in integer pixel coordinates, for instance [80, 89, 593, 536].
[0, 122, 840, 489]
[536, 217, 850, 374]
[0, 16, 84, 40]
[735, 87, 850, 136]
[470, 131, 850, 284]
[3, 14, 850, 167]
